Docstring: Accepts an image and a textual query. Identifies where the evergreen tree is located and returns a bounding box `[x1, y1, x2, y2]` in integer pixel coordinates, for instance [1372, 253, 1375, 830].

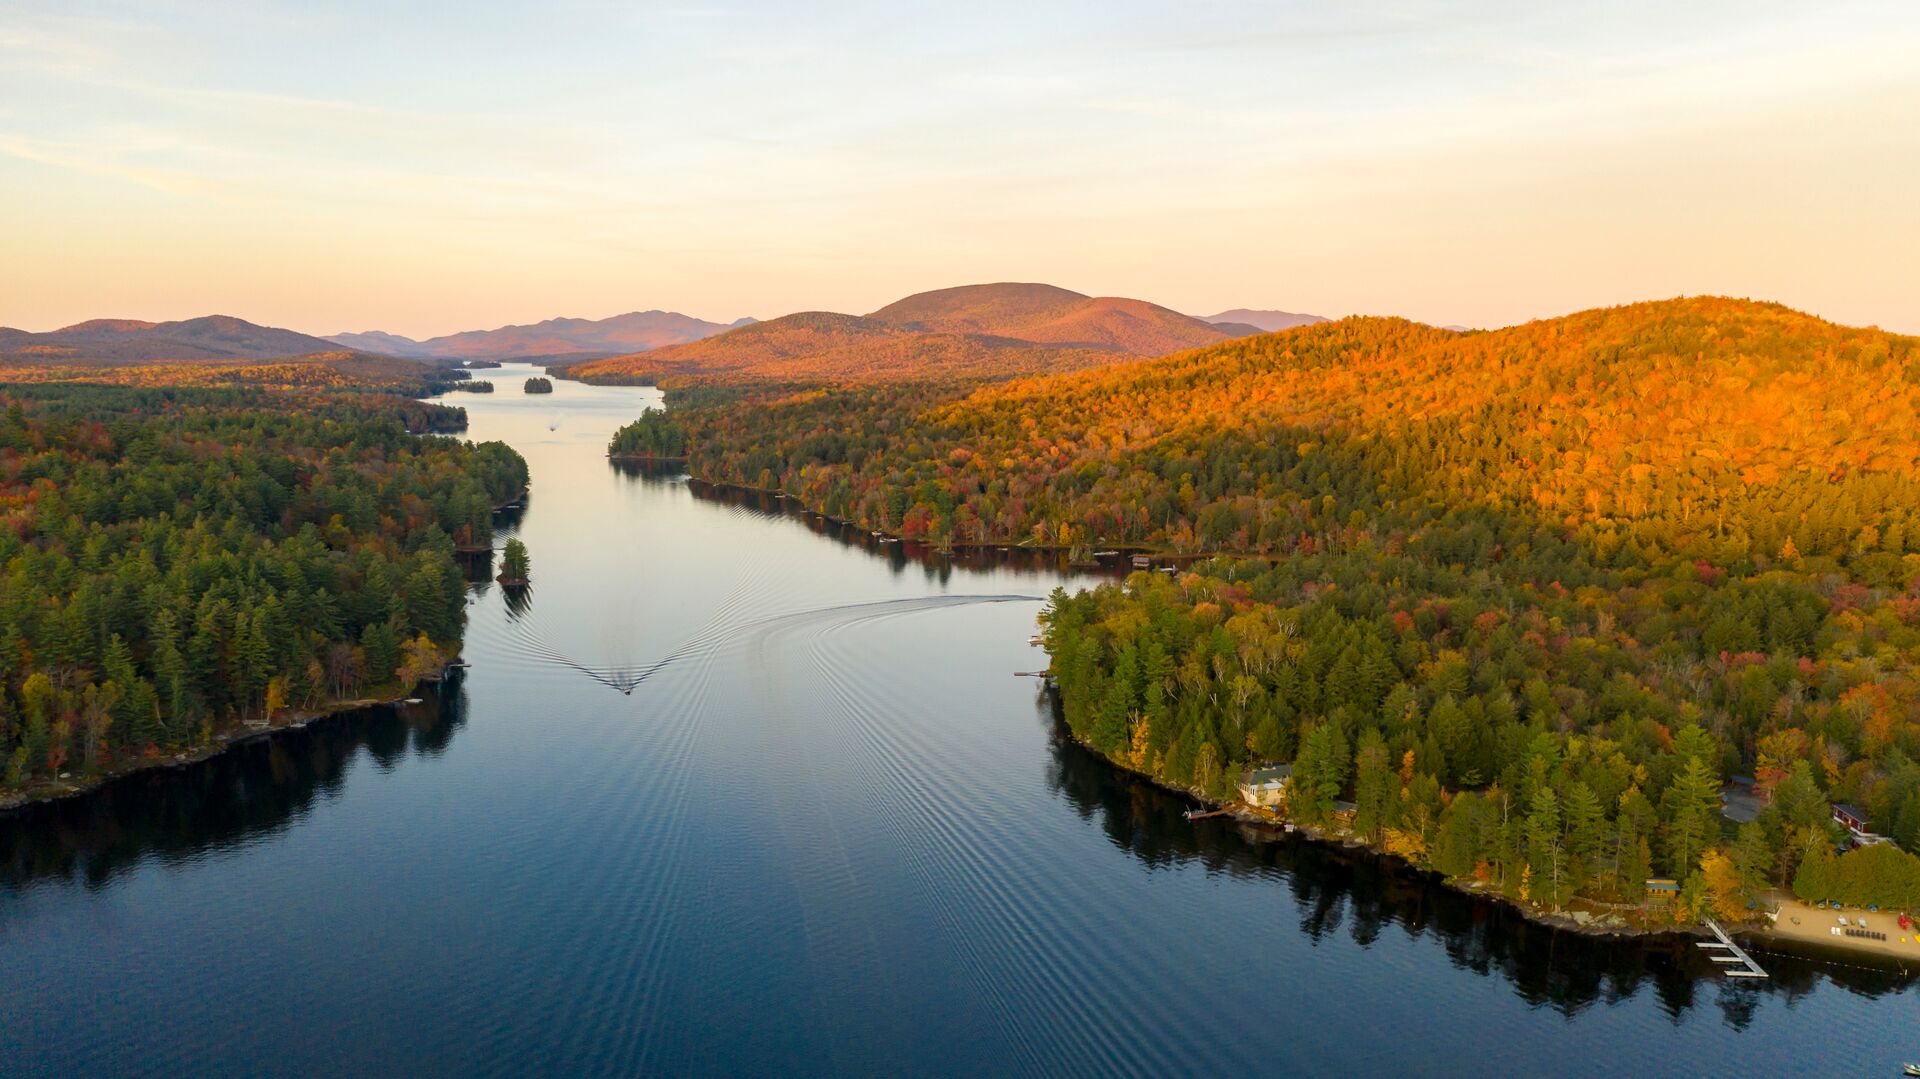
[1291, 721, 1350, 822]
[1660, 755, 1723, 877]
[1352, 728, 1397, 840]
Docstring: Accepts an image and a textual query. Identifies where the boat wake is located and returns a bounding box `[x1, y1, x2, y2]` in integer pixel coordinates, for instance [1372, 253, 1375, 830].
[500, 592, 1045, 695]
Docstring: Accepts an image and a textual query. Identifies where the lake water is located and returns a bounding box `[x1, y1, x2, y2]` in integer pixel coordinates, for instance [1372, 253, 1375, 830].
[3, 364, 1915, 1076]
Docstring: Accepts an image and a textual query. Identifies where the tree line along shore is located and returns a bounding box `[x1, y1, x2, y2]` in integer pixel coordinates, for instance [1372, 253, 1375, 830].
[0, 384, 528, 805]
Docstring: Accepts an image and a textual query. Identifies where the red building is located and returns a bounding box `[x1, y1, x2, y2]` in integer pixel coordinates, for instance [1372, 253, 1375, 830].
[1833, 804, 1870, 833]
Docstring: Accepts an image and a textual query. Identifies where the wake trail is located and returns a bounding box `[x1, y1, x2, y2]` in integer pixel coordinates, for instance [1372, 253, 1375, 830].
[505, 592, 1045, 696]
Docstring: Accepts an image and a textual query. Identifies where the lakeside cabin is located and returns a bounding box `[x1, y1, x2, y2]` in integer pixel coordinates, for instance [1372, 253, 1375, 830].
[1238, 765, 1292, 808]
[1833, 804, 1870, 833]
[1645, 878, 1679, 898]
[1831, 803, 1893, 848]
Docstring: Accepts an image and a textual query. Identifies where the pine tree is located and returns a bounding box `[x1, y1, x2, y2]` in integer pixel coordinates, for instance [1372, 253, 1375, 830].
[1564, 781, 1604, 864]
[1352, 729, 1397, 840]
[1291, 721, 1351, 822]
[1660, 755, 1723, 876]
[1526, 786, 1568, 907]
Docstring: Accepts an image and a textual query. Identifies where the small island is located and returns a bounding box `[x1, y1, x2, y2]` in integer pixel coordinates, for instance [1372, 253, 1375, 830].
[524, 377, 554, 394]
[451, 380, 495, 393]
[497, 537, 531, 586]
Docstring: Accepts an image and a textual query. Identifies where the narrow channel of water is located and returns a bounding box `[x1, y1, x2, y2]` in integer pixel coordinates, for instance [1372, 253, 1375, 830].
[2, 364, 1913, 1077]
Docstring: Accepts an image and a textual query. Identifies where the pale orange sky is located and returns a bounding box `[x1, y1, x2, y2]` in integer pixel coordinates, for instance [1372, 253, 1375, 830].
[3, 1, 1917, 338]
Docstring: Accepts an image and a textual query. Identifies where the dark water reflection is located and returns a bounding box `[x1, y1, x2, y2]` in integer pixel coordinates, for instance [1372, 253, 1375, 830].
[0, 680, 466, 895]
[1043, 723, 1912, 1023]
[5, 365, 1916, 1077]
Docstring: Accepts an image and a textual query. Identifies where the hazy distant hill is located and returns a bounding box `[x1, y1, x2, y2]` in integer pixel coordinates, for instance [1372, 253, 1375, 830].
[0, 316, 345, 365]
[567, 283, 1243, 384]
[1202, 308, 1329, 333]
[330, 310, 748, 361]
[325, 330, 443, 358]
[871, 283, 1241, 354]
[564, 310, 1119, 384]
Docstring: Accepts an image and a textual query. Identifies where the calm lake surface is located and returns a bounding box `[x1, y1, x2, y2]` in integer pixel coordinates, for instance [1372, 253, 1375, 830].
[4, 364, 1915, 1076]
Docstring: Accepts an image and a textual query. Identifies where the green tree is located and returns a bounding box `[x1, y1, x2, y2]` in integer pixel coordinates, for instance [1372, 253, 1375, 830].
[500, 538, 531, 584]
[1352, 728, 1397, 841]
[1291, 721, 1351, 823]
[1660, 755, 1723, 877]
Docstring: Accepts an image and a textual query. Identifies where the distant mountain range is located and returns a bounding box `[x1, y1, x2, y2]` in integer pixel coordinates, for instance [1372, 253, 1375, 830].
[327, 311, 752, 361]
[565, 283, 1259, 384]
[0, 316, 344, 365]
[1, 295, 1327, 374]
[1202, 308, 1329, 333]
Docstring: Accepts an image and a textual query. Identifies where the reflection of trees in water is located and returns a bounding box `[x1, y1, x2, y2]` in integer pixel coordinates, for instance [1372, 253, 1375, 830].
[455, 497, 529, 583]
[457, 549, 495, 584]
[0, 677, 470, 892]
[608, 458, 688, 485]
[1040, 702, 1910, 1022]
[503, 583, 535, 621]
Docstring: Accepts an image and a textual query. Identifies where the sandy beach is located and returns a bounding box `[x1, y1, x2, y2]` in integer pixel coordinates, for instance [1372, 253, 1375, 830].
[1754, 898, 1920, 962]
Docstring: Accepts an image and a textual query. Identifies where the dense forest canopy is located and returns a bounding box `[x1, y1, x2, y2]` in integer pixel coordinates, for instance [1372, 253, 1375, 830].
[608, 408, 689, 459]
[0, 385, 527, 792]
[0, 351, 467, 395]
[673, 297, 1920, 916]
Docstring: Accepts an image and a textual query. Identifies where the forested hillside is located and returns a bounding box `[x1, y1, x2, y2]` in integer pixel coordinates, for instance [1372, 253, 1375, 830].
[0, 386, 527, 796]
[0, 351, 465, 395]
[562, 283, 1249, 385]
[678, 297, 1920, 916]
[0, 315, 342, 364]
[867, 283, 1240, 353]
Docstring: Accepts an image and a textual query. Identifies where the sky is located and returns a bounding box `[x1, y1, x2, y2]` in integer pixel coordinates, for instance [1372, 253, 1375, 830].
[2, 0, 1917, 338]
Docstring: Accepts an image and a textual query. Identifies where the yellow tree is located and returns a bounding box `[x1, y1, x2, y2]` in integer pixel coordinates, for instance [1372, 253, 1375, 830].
[1700, 848, 1749, 921]
[397, 634, 445, 687]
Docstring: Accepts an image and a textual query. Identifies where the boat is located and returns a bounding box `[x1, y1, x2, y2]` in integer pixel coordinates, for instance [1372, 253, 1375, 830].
[1900, 1064, 1920, 1077]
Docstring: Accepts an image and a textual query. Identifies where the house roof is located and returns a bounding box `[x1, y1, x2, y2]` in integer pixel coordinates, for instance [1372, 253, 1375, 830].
[1243, 766, 1292, 785]
[1834, 803, 1867, 819]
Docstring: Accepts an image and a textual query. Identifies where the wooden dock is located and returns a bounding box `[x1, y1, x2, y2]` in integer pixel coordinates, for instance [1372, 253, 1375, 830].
[1184, 808, 1232, 821]
[1699, 918, 1768, 979]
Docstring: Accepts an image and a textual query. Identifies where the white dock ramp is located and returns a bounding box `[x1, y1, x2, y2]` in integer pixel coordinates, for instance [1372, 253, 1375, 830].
[1698, 918, 1768, 979]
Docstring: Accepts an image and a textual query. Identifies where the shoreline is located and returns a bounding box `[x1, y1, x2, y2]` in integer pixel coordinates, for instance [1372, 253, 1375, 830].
[688, 465, 1767, 945]
[675, 471, 1306, 567]
[1052, 704, 1730, 945]
[0, 669, 454, 815]
[688, 465, 1799, 951]
[1752, 898, 1920, 966]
